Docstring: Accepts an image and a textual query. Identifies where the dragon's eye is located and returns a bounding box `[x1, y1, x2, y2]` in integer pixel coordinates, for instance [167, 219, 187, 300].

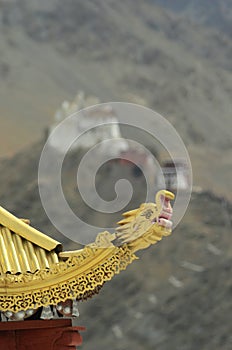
[141, 209, 153, 219]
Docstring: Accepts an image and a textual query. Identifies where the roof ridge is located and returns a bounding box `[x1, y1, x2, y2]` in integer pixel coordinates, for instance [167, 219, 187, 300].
[0, 206, 61, 252]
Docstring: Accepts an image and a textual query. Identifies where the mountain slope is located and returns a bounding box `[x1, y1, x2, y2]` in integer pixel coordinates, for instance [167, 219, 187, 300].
[0, 0, 232, 154]
[1, 0, 232, 198]
[151, 0, 232, 36]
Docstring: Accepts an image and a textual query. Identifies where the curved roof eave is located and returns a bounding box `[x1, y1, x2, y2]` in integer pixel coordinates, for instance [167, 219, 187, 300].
[0, 206, 62, 252]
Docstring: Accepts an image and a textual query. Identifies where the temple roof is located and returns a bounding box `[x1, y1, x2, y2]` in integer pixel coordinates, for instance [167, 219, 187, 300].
[0, 190, 174, 315]
[0, 206, 61, 274]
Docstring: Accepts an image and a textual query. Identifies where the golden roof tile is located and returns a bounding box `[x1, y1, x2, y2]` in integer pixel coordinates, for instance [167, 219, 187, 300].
[0, 206, 61, 252]
[0, 206, 61, 274]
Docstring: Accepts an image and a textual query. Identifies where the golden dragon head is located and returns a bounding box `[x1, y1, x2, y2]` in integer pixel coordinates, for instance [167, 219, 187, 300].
[115, 190, 175, 252]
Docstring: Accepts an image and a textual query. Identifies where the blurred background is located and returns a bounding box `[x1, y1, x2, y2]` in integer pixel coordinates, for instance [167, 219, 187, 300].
[0, 0, 232, 349]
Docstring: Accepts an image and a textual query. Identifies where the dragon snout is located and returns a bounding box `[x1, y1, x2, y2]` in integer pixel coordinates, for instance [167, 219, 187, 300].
[154, 190, 175, 230]
[160, 190, 175, 201]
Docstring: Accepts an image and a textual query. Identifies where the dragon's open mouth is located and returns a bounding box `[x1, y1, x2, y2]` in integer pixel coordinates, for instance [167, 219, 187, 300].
[153, 194, 173, 229]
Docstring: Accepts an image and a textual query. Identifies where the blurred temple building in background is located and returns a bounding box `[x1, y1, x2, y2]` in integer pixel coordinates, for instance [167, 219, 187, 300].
[47, 91, 128, 156]
[46, 91, 190, 192]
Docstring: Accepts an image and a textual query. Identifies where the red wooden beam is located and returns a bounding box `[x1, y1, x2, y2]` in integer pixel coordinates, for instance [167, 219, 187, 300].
[0, 319, 85, 350]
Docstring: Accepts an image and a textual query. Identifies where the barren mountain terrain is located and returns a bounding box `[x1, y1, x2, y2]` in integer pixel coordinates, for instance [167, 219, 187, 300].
[152, 0, 232, 36]
[0, 0, 232, 197]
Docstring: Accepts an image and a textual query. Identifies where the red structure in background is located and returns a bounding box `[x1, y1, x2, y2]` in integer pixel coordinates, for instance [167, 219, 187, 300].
[0, 319, 85, 350]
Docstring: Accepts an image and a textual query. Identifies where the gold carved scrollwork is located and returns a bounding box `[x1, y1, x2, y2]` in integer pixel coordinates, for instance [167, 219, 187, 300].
[0, 245, 136, 312]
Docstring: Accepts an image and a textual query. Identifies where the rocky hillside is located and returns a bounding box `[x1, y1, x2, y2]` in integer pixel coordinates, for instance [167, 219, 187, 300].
[80, 191, 232, 350]
[151, 0, 232, 36]
[0, 0, 232, 199]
